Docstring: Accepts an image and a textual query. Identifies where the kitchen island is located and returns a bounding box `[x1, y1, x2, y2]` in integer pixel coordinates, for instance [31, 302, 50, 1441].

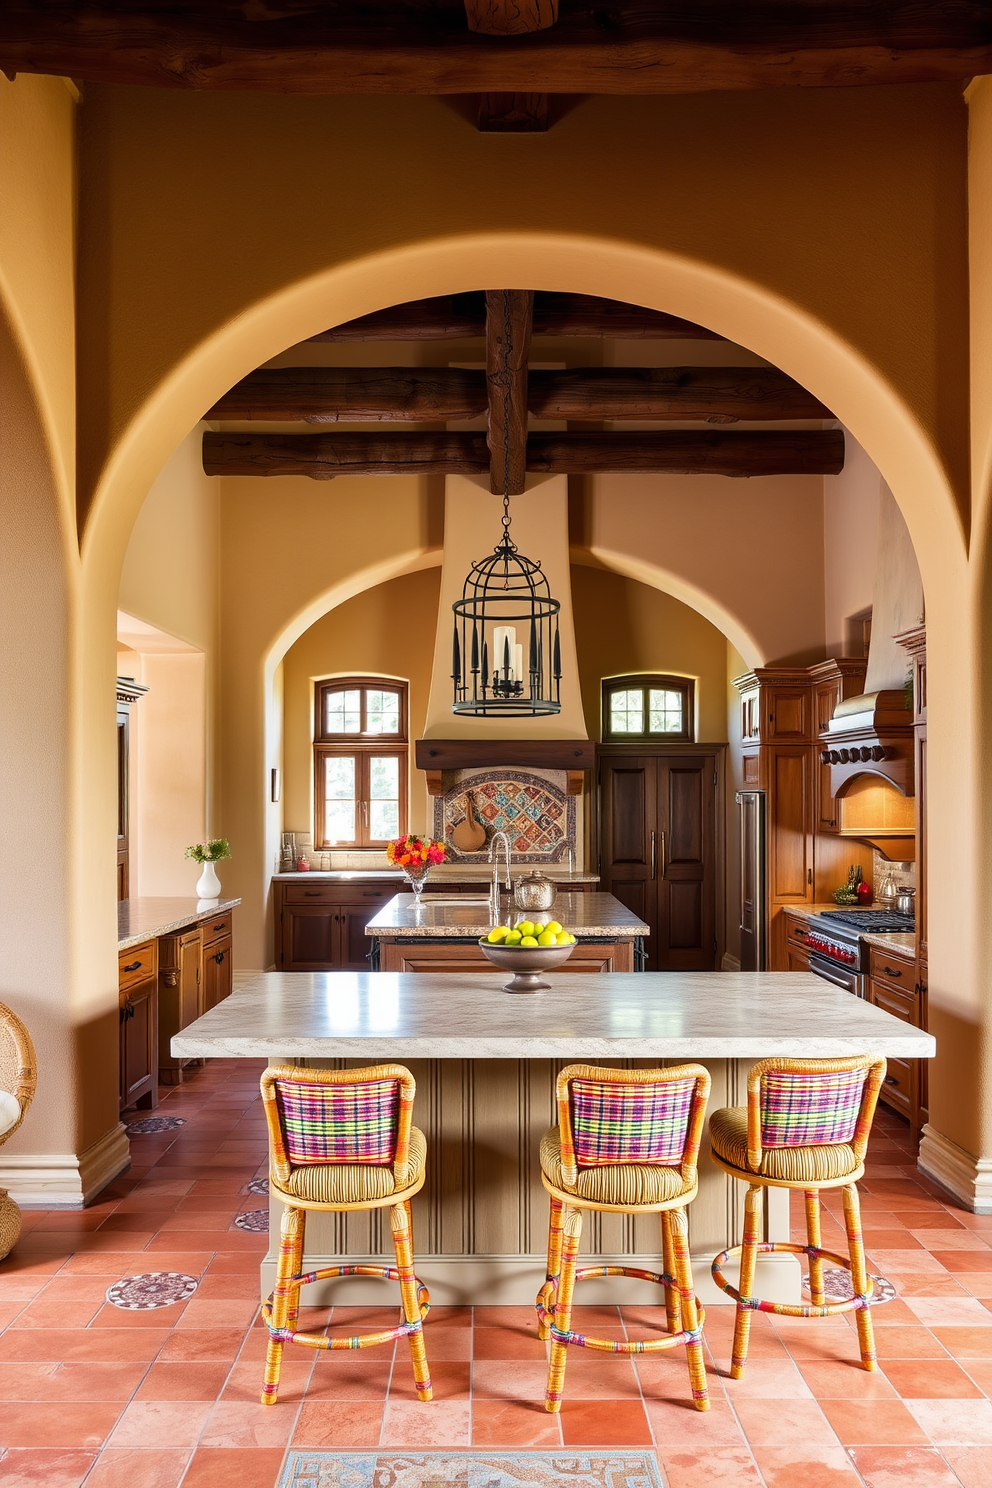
[366, 891, 648, 972]
[174, 970, 934, 1307]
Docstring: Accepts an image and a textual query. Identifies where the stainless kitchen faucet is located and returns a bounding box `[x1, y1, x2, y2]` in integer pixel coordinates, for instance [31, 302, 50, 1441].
[488, 830, 512, 924]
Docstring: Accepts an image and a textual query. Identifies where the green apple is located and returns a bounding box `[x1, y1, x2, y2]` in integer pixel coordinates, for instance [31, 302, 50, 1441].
[545, 920, 563, 936]
[520, 935, 539, 947]
[537, 929, 557, 946]
[504, 930, 523, 945]
[516, 920, 535, 938]
[487, 926, 509, 943]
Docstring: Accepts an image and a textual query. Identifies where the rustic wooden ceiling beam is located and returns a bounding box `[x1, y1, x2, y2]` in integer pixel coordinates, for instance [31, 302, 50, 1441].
[486, 289, 533, 495]
[307, 292, 724, 342]
[205, 367, 487, 422]
[477, 92, 548, 131]
[464, 0, 558, 36]
[527, 366, 830, 421]
[202, 428, 844, 477]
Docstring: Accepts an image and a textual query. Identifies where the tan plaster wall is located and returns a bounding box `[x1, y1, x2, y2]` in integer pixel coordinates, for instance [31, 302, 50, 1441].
[823, 431, 882, 659]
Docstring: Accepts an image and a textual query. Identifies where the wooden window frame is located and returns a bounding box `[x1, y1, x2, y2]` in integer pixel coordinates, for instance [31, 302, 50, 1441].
[313, 677, 409, 849]
[601, 674, 695, 744]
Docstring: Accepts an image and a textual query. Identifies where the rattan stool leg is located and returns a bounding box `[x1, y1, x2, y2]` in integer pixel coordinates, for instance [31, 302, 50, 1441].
[805, 1188, 824, 1307]
[262, 1205, 301, 1405]
[843, 1182, 876, 1371]
[285, 1208, 306, 1332]
[390, 1201, 433, 1402]
[540, 1196, 564, 1342]
[731, 1184, 762, 1380]
[661, 1209, 682, 1335]
[545, 1203, 582, 1414]
[670, 1206, 709, 1410]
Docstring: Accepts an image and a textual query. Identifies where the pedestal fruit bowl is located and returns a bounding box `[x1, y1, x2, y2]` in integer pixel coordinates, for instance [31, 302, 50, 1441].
[478, 920, 577, 993]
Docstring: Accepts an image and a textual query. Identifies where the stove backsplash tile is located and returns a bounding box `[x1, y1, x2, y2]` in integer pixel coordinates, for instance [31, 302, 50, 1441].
[872, 848, 916, 898]
[433, 768, 576, 864]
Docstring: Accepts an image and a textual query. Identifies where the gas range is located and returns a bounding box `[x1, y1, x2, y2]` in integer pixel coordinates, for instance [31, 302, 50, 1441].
[805, 909, 915, 973]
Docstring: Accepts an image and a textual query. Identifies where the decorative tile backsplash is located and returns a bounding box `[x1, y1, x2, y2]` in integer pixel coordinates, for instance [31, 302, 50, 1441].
[433, 769, 575, 864]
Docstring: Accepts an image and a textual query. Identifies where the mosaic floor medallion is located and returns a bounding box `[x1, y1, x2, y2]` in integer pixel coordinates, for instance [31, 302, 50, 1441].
[234, 1207, 270, 1232]
[247, 1176, 270, 1195]
[125, 1116, 187, 1134]
[106, 1272, 199, 1310]
[278, 1452, 663, 1488]
[802, 1268, 897, 1304]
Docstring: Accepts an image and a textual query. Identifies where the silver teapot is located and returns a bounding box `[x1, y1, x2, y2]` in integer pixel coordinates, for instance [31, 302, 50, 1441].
[513, 869, 557, 912]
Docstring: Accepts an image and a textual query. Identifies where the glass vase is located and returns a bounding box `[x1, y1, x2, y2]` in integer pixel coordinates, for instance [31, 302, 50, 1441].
[402, 863, 430, 901]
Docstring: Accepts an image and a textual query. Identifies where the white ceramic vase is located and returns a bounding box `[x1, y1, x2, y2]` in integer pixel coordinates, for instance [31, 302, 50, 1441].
[196, 861, 222, 900]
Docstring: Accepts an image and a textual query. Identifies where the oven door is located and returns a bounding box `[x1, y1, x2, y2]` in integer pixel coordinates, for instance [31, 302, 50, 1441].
[808, 951, 867, 998]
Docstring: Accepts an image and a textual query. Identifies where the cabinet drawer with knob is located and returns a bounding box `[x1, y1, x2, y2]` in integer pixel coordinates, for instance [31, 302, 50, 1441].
[869, 945, 917, 1002]
[201, 913, 232, 948]
[118, 940, 158, 994]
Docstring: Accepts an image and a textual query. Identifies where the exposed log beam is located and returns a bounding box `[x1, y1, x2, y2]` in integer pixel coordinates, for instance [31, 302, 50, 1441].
[526, 430, 845, 476]
[202, 428, 844, 478]
[477, 92, 548, 131]
[202, 431, 490, 478]
[308, 292, 724, 343]
[486, 289, 533, 495]
[205, 367, 487, 422]
[465, 0, 558, 35]
[527, 366, 830, 421]
[1, 3, 987, 93]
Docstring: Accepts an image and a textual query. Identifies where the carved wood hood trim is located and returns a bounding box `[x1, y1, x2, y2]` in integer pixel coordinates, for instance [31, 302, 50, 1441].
[415, 738, 593, 796]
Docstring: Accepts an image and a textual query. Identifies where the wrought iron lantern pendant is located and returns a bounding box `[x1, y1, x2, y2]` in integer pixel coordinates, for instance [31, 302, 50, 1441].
[451, 294, 562, 718]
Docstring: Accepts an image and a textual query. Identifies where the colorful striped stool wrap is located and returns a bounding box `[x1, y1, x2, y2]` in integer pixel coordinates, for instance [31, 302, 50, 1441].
[537, 1063, 712, 1414]
[708, 1054, 885, 1381]
[259, 1064, 432, 1408]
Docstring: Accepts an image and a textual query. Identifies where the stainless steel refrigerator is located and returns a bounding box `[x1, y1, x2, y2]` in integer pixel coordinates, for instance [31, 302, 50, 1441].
[736, 789, 768, 971]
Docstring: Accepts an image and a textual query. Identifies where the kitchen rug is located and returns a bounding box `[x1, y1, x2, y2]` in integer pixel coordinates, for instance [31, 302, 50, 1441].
[277, 1453, 663, 1488]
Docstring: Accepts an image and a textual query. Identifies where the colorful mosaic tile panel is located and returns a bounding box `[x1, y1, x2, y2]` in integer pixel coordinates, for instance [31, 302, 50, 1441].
[278, 1453, 663, 1488]
[434, 770, 575, 863]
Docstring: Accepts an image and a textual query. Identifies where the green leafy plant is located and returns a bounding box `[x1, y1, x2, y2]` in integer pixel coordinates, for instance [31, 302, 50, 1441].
[185, 838, 231, 864]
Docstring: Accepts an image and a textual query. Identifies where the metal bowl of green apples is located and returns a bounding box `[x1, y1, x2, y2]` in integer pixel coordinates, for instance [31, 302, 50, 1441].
[478, 919, 578, 993]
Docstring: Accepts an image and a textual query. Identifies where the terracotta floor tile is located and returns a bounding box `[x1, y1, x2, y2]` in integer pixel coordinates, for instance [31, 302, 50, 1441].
[864, 1325, 951, 1360]
[199, 1400, 296, 1449]
[179, 1447, 286, 1488]
[135, 1361, 233, 1400]
[11, 1297, 105, 1329]
[0, 1362, 147, 1402]
[818, 1397, 928, 1444]
[721, 1358, 815, 1397]
[848, 1444, 965, 1487]
[174, 1298, 259, 1330]
[796, 1360, 899, 1397]
[80, 1448, 191, 1488]
[473, 1305, 553, 1329]
[959, 1275, 992, 1298]
[943, 1446, 992, 1486]
[290, 1400, 384, 1448]
[646, 1393, 744, 1448]
[0, 1403, 123, 1450]
[90, 1303, 190, 1329]
[470, 1399, 563, 1446]
[158, 1328, 246, 1362]
[905, 1397, 992, 1445]
[892, 1275, 972, 1299]
[657, 1447, 764, 1488]
[558, 1398, 653, 1446]
[193, 1273, 263, 1300]
[911, 1229, 992, 1250]
[107, 1399, 214, 1449]
[389, 1359, 470, 1401]
[0, 1329, 168, 1363]
[471, 1325, 548, 1360]
[221, 1358, 312, 1403]
[300, 1358, 393, 1399]
[931, 1326, 992, 1358]
[934, 1251, 992, 1274]
[0, 1450, 97, 1488]
[904, 1296, 992, 1326]
[380, 1399, 471, 1447]
[863, 1231, 925, 1250]
[471, 1358, 555, 1401]
[413, 1324, 471, 1361]
[731, 1395, 839, 1447]
[959, 1360, 992, 1395]
[882, 1357, 985, 1398]
[750, 1444, 864, 1486]
[864, 1249, 948, 1274]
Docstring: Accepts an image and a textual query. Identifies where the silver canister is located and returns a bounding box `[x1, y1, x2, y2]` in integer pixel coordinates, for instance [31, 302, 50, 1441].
[513, 870, 557, 912]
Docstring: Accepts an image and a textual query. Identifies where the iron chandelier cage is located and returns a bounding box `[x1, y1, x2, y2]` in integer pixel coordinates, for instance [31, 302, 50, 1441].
[451, 291, 562, 717]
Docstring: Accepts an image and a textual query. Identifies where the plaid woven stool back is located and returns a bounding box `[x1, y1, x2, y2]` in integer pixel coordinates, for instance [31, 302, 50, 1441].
[274, 1075, 400, 1165]
[758, 1066, 870, 1149]
[570, 1075, 697, 1167]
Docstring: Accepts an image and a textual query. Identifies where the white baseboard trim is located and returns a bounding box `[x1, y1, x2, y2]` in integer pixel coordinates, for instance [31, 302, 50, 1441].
[918, 1124, 992, 1214]
[0, 1122, 130, 1209]
[721, 953, 742, 972]
[259, 1249, 801, 1308]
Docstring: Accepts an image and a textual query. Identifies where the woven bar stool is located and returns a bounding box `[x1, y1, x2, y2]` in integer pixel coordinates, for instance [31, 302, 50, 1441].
[259, 1063, 432, 1406]
[709, 1054, 886, 1378]
[536, 1062, 712, 1413]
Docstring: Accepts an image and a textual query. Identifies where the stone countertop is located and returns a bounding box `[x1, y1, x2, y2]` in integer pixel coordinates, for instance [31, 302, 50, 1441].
[365, 891, 648, 939]
[172, 971, 935, 1062]
[272, 868, 599, 883]
[118, 897, 241, 951]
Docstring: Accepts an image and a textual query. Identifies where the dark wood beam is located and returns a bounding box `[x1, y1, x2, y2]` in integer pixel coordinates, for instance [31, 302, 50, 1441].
[202, 430, 490, 478]
[306, 292, 724, 343]
[202, 427, 844, 477]
[477, 92, 548, 131]
[526, 429, 845, 475]
[416, 738, 595, 772]
[205, 367, 487, 422]
[486, 289, 533, 495]
[527, 366, 829, 421]
[464, 0, 557, 35]
[1, 4, 987, 93]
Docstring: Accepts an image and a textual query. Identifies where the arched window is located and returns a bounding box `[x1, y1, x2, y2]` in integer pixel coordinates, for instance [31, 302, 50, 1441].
[602, 674, 695, 743]
[314, 677, 408, 847]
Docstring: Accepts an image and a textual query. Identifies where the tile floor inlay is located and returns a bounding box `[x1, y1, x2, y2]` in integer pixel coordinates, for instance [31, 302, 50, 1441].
[277, 1453, 664, 1488]
[234, 1207, 271, 1231]
[106, 1271, 200, 1309]
[125, 1115, 187, 1133]
[802, 1268, 898, 1303]
[248, 1176, 270, 1195]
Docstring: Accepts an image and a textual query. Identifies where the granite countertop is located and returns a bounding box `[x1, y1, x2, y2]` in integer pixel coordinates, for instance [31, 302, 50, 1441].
[365, 891, 649, 939]
[118, 896, 241, 951]
[172, 971, 936, 1061]
[272, 867, 599, 884]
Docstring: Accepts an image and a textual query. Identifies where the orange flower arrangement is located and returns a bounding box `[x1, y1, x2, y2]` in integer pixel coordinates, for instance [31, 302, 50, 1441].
[386, 835, 447, 868]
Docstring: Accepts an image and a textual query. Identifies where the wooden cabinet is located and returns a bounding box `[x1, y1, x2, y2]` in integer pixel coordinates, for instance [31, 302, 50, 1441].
[202, 935, 233, 1011]
[867, 941, 924, 1139]
[275, 880, 397, 970]
[158, 927, 202, 1085]
[379, 939, 635, 974]
[119, 939, 158, 1113]
[782, 909, 812, 971]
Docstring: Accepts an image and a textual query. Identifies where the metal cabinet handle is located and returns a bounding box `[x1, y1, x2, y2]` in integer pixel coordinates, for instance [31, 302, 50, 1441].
[882, 966, 903, 979]
[214, 950, 226, 964]
[650, 831, 656, 879]
[659, 831, 666, 879]
[304, 891, 322, 897]
[885, 1075, 899, 1086]
[212, 921, 226, 930]
[122, 960, 142, 973]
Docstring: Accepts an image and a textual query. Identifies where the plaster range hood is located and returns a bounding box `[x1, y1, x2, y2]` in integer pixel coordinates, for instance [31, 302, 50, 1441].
[821, 484, 921, 803]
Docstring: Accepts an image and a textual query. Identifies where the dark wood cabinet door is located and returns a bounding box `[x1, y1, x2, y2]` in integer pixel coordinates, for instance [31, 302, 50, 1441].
[598, 754, 659, 961]
[279, 905, 338, 970]
[339, 903, 379, 970]
[767, 746, 814, 904]
[657, 756, 716, 971]
[203, 936, 233, 1010]
[120, 982, 158, 1112]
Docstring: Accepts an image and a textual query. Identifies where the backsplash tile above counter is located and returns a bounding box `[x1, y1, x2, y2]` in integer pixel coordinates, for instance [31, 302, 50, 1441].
[432, 768, 575, 864]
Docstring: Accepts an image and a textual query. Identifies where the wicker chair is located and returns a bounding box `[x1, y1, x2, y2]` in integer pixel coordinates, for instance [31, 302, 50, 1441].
[259, 1062, 432, 1406]
[709, 1054, 886, 1377]
[536, 1062, 712, 1413]
[0, 1001, 37, 1260]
